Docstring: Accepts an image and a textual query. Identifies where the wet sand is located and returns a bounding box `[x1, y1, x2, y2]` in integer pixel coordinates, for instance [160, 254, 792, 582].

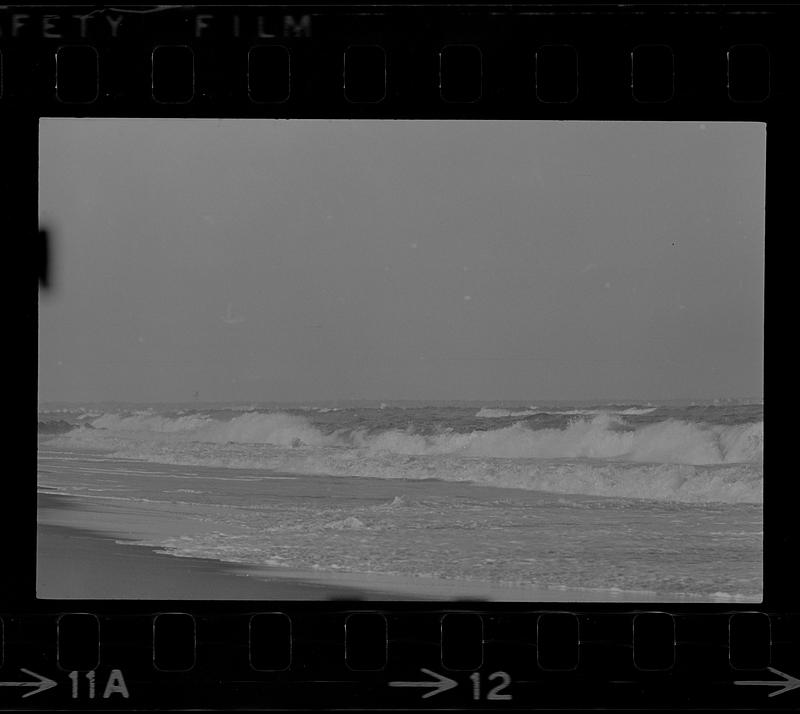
[37, 493, 409, 600]
[37, 523, 394, 600]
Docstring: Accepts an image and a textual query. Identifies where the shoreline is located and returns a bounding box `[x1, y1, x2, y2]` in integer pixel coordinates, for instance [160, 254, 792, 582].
[36, 492, 746, 602]
[37, 492, 416, 600]
[38, 522, 409, 600]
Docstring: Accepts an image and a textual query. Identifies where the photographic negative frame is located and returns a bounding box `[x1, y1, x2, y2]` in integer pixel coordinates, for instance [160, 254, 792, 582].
[1, 2, 795, 711]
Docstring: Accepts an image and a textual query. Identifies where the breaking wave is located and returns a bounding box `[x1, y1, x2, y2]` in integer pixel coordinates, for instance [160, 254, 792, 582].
[63, 410, 764, 465]
[90, 411, 334, 447]
[38, 420, 79, 435]
[476, 407, 540, 418]
[43, 409, 764, 504]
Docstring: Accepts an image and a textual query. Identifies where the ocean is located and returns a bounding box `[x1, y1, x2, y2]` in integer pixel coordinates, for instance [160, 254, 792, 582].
[37, 399, 763, 601]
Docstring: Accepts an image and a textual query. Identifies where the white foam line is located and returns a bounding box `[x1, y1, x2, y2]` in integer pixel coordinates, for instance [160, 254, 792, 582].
[38, 453, 140, 463]
[136, 472, 297, 481]
[37, 464, 202, 478]
[37, 491, 189, 506]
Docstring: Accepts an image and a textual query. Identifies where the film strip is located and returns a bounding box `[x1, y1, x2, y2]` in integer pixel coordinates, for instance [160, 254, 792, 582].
[2, 2, 795, 711]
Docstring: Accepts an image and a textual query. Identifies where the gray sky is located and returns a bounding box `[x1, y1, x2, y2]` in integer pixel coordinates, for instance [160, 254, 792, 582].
[39, 119, 765, 403]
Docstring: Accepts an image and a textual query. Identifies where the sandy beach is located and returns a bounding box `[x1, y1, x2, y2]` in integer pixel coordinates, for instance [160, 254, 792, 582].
[37, 491, 727, 602]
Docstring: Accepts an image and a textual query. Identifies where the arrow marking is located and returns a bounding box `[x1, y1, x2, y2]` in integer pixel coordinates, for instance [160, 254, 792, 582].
[0, 669, 58, 698]
[735, 667, 800, 697]
[389, 668, 458, 699]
